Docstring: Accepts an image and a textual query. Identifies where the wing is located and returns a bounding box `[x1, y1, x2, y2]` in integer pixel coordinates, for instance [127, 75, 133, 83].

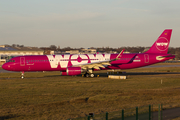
[73, 49, 124, 70]
[76, 60, 111, 70]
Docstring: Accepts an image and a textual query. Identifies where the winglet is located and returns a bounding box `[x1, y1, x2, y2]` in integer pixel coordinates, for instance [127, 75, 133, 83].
[109, 49, 125, 62]
[116, 49, 124, 59]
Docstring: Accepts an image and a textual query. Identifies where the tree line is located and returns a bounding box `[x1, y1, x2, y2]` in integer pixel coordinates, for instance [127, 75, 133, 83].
[9, 44, 180, 60]
[46, 45, 180, 60]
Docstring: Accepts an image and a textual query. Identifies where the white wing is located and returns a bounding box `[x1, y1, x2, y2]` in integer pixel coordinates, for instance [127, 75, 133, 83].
[72, 49, 124, 70]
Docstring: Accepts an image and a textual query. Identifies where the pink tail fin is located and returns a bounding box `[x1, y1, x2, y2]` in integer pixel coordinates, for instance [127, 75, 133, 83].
[145, 29, 172, 54]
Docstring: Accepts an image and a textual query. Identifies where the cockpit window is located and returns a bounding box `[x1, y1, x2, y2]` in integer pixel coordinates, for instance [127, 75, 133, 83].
[9, 60, 15, 62]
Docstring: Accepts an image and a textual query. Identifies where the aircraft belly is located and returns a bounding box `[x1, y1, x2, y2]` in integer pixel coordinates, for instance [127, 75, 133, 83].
[117, 63, 144, 69]
[23, 63, 63, 71]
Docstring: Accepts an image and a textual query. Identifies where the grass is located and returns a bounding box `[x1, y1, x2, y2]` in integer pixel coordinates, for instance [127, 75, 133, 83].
[0, 63, 180, 119]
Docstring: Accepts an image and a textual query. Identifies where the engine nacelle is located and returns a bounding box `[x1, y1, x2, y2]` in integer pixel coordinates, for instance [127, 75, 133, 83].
[60, 67, 82, 76]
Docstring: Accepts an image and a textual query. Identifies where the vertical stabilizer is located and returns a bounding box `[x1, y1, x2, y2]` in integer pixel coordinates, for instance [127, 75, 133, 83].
[145, 29, 172, 54]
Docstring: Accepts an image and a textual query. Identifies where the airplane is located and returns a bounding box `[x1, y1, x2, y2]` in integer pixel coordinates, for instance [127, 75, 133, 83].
[2, 29, 175, 78]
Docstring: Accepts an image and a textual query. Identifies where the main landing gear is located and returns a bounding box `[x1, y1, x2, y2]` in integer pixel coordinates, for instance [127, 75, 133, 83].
[84, 73, 95, 77]
[84, 69, 95, 77]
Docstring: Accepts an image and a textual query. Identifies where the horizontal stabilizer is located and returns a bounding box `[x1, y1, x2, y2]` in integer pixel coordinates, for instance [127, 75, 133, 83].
[156, 55, 175, 60]
[158, 55, 175, 58]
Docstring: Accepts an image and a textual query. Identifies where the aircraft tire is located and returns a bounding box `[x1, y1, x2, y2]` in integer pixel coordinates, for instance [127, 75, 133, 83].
[85, 73, 89, 77]
[90, 74, 94, 78]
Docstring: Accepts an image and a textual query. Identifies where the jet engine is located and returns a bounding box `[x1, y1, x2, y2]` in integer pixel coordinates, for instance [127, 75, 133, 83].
[60, 67, 83, 76]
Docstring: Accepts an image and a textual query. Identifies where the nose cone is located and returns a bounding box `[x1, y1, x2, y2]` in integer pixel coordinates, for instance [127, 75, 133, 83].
[2, 63, 9, 70]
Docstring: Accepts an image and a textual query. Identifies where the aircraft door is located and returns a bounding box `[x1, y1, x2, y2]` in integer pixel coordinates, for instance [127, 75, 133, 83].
[20, 57, 25, 66]
[144, 54, 149, 63]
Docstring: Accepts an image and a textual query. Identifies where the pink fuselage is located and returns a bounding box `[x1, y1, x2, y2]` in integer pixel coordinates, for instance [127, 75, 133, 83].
[2, 53, 175, 72]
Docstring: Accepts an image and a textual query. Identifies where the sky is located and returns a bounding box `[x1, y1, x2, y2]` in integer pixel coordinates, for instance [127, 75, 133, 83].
[0, 0, 180, 48]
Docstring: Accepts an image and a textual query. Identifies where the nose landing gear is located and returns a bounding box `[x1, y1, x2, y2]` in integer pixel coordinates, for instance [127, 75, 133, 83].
[21, 71, 24, 79]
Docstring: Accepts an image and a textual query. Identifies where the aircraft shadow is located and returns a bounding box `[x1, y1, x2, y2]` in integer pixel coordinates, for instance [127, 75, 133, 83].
[93, 72, 180, 77]
[44, 72, 180, 78]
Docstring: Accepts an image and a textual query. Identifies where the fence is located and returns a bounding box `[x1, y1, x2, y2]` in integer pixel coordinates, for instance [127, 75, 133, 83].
[68, 103, 180, 120]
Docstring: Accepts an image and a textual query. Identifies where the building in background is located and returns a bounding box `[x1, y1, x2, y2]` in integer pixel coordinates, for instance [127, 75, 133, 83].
[54, 48, 97, 54]
[80, 48, 96, 54]
[0, 45, 44, 65]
